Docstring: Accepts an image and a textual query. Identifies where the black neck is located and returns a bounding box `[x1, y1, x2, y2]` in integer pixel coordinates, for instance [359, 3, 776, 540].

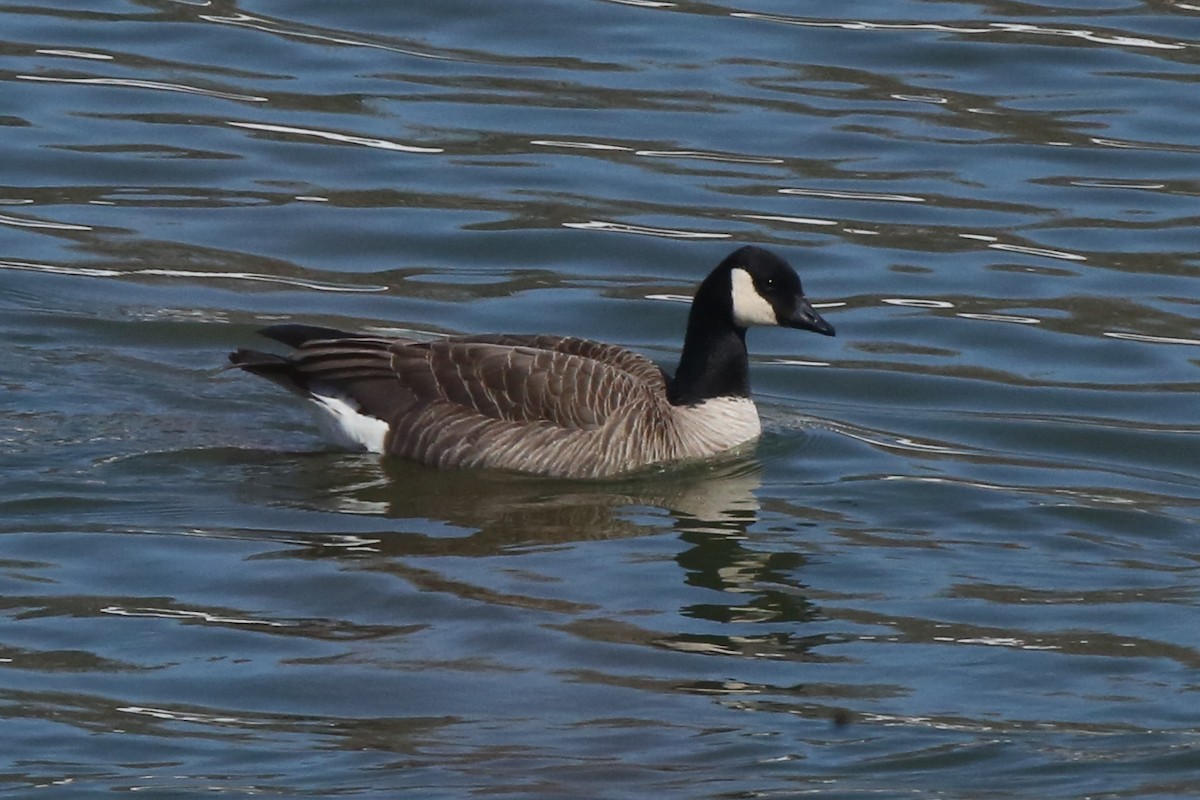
[668, 298, 750, 406]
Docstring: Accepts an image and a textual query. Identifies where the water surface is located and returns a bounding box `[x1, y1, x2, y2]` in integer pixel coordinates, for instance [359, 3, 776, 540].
[2, 0, 1198, 797]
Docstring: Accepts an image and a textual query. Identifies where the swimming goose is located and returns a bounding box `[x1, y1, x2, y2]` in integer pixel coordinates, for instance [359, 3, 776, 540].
[228, 245, 835, 478]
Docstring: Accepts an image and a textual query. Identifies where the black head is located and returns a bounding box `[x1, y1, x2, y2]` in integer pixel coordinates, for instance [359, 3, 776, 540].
[705, 246, 836, 336]
[671, 246, 835, 404]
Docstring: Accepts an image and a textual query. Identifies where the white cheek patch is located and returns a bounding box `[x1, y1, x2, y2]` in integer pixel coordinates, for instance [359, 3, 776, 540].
[730, 267, 780, 328]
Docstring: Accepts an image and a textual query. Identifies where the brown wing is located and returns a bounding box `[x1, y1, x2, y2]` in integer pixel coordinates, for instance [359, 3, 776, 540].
[405, 335, 666, 428]
[381, 336, 672, 475]
[465, 335, 668, 395]
[233, 332, 672, 475]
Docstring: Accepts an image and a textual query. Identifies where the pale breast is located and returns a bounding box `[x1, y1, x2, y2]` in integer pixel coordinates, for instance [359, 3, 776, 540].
[668, 396, 762, 459]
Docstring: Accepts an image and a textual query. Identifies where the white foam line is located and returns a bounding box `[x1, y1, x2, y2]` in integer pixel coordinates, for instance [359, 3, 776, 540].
[882, 298, 954, 309]
[635, 149, 784, 164]
[563, 220, 730, 239]
[732, 14, 1187, 50]
[101, 605, 286, 626]
[139, 268, 388, 292]
[16, 74, 267, 102]
[779, 187, 925, 203]
[0, 260, 387, 292]
[988, 243, 1086, 262]
[838, 428, 973, 456]
[0, 213, 91, 231]
[202, 12, 458, 61]
[740, 213, 839, 226]
[531, 139, 631, 152]
[1103, 331, 1200, 346]
[228, 121, 442, 153]
[36, 49, 113, 61]
[118, 706, 259, 725]
[957, 312, 1041, 325]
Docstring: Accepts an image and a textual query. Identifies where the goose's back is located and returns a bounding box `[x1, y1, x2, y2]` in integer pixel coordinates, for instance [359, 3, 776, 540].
[422, 334, 667, 425]
[393, 335, 683, 477]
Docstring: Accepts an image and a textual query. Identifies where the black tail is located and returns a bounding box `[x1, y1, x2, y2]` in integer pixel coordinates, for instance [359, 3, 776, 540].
[227, 325, 357, 394]
[256, 323, 357, 348]
[227, 348, 311, 394]
[228, 324, 391, 396]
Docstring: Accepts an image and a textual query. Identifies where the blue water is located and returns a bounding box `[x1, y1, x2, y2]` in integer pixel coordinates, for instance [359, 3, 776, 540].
[2, 1, 1198, 797]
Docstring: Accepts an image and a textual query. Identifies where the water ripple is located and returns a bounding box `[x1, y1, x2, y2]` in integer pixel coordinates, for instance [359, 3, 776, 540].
[15, 74, 268, 102]
[0, 213, 91, 231]
[730, 14, 1192, 52]
[227, 121, 443, 153]
[0, 260, 386, 292]
[200, 12, 458, 61]
[3, 1, 1198, 796]
[562, 220, 731, 238]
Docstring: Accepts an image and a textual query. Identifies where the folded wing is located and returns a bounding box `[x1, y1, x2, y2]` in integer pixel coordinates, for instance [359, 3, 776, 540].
[230, 328, 671, 476]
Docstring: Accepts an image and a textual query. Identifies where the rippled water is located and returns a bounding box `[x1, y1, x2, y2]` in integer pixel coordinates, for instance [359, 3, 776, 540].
[2, 1, 1199, 796]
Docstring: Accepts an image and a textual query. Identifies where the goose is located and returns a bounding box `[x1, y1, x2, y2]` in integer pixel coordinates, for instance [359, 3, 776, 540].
[228, 245, 835, 478]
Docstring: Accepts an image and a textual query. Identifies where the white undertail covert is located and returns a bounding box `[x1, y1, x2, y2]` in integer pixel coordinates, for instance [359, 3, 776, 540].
[311, 394, 389, 453]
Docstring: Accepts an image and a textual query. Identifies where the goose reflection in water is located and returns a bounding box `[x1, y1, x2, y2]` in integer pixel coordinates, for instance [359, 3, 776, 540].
[216, 448, 825, 690]
[263, 450, 766, 549]
[236, 450, 822, 649]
